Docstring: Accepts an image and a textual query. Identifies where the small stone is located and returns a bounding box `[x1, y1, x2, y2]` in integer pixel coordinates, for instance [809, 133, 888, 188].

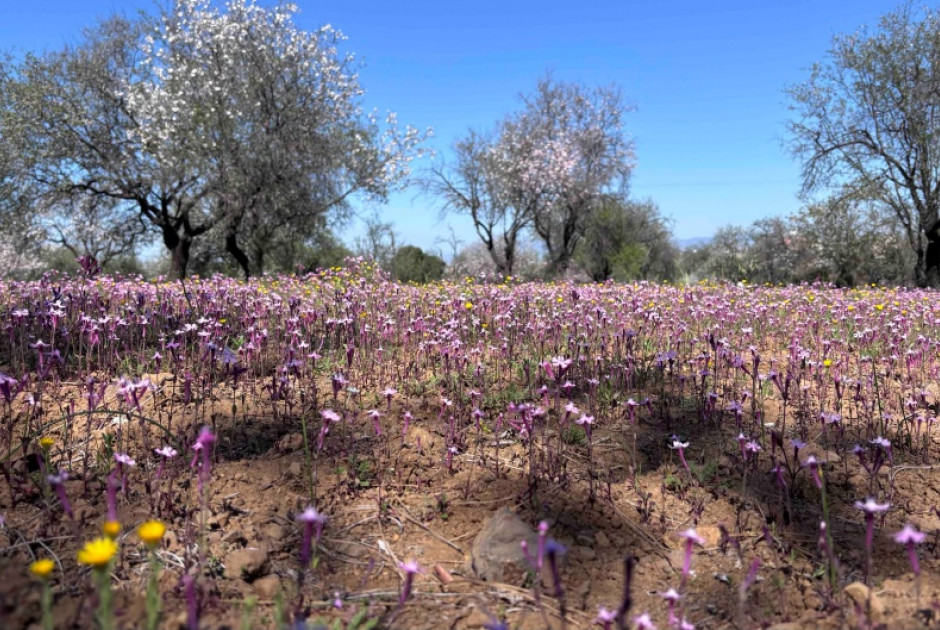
[595, 531, 611, 548]
[572, 545, 596, 561]
[287, 462, 303, 477]
[277, 433, 304, 453]
[221, 529, 246, 545]
[225, 548, 270, 581]
[844, 581, 884, 625]
[261, 522, 287, 541]
[253, 574, 281, 600]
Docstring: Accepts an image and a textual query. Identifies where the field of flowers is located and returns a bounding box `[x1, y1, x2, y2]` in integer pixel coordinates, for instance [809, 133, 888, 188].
[3, 261, 940, 629]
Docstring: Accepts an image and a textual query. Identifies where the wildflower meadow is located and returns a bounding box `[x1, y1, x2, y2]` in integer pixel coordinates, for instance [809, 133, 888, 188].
[3, 262, 940, 629]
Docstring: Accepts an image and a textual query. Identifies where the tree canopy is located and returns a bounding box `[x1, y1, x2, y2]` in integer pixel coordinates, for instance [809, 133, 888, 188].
[787, 3, 940, 286]
[0, 0, 426, 278]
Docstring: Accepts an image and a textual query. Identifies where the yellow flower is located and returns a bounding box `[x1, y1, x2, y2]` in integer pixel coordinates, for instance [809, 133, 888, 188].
[464, 301, 473, 310]
[77, 537, 118, 569]
[38, 437, 54, 451]
[137, 520, 166, 548]
[823, 359, 832, 368]
[30, 558, 55, 579]
[102, 521, 122, 540]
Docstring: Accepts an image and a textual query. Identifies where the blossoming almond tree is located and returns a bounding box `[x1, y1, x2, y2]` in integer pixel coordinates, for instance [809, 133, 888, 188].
[429, 74, 634, 277]
[1, 0, 427, 278]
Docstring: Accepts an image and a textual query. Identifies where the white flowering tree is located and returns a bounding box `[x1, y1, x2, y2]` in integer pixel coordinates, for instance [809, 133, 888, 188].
[429, 75, 634, 277]
[516, 77, 635, 274]
[1, 0, 426, 278]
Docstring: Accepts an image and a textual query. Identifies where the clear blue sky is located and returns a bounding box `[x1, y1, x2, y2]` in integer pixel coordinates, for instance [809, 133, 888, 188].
[0, 0, 905, 255]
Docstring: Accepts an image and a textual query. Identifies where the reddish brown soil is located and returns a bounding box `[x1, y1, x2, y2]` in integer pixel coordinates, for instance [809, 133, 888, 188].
[2, 377, 939, 630]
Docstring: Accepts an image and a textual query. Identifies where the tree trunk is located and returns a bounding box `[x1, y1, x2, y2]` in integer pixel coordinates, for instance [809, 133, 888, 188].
[161, 224, 192, 280]
[925, 232, 940, 287]
[225, 230, 251, 280]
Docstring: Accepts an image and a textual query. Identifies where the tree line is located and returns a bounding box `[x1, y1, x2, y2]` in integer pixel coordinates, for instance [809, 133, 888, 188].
[2, 1, 940, 286]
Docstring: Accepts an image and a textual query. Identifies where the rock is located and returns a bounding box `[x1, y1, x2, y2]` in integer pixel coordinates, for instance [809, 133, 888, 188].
[252, 574, 281, 600]
[277, 433, 304, 453]
[261, 522, 287, 541]
[209, 512, 230, 529]
[594, 531, 611, 548]
[461, 609, 492, 628]
[571, 545, 596, 561]
[221, 529, 246, 546]
[844, 581, 884, 625]
[469, 507, 539, 583]
[287, 462, 303, 477]
[333, 540, 368, 558]
[225, 548, 270, 581]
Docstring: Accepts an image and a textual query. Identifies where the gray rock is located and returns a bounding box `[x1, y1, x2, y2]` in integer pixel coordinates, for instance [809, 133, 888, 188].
[225, 547, 270, 581]
[469, 507, 539, 583]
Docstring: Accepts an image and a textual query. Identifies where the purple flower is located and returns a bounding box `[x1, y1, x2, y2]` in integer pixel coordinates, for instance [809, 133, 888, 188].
[856, 498, 890, 582]
[366, 409, 383, 435]
[114, 453, 136, 467]
[679, 528, 703, 586]
[191, 427, 216, 493]
[594, 606, 616, 630]
[382, 387, 397, 411]
[47, 471, 73, 519]
[894, 524, 926, 577]
[854, 498, 890, 515]
[670, 438, 691, 474]
[396, 560, 422, 608]
[634, 612, 657, 630]
[155, 446, 178, 459]
[0, 373, 17, 404]
[802, 455, 822, 489]
[296, 506, 327, 567]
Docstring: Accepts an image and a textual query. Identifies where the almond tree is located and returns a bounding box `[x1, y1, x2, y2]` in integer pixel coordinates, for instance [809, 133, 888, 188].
[430, 75, 634, 277]
[787, 4, 940, 286]
[1, 0, 426, 278]
[517, 77, 635, 275]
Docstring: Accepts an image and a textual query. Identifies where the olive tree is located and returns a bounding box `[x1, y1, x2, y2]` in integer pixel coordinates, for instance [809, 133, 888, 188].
[575, 196, 678, 282]
[787, 3, 940, 286]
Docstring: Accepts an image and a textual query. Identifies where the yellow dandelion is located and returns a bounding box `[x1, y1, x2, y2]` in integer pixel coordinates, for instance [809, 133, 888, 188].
[102, 520, 121, 540]
[29, 558, 55, 579]
[823, 359, 832, 368]
[137, 520, 166, 548]
[464, 301, 473, 310]
[77, 537, 118, 569]
[38, 436, 54, 451]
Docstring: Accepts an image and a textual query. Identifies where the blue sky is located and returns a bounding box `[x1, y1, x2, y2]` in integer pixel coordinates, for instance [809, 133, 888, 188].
[0, 0, 904, 255]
